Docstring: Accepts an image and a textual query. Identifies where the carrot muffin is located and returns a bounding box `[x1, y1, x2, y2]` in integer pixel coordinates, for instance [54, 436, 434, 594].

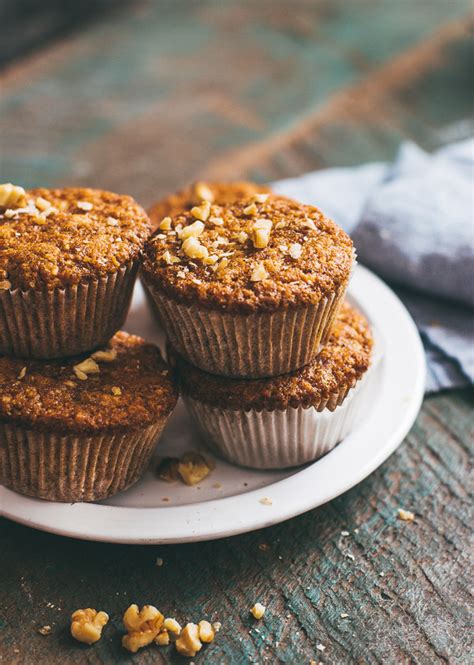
[0, 184, 151, 359]
[143, 193, 354, 377]
[0, 331, 178, 502]
[169, 303, 373, 469]
[148, 181, 272, 230]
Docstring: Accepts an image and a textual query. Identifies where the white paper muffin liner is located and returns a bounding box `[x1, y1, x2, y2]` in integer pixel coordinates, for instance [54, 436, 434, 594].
[0, 420, 166, 503]
[182, 325, 381, 471]
[0, 262, 138, 359]
[144, 280, 349, 378]
[183, 374, 372, 469]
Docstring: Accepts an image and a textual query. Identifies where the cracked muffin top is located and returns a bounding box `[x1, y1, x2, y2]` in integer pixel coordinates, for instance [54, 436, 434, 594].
[169, 303, 372, 411]
[148, 180, 272, 230]
[142, 193, 353, 314]
[0, 185, 151, 290]
[0, 332, 178, 433]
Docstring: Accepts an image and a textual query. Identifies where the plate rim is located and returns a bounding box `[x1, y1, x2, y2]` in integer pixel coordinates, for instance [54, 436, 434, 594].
[0, 265, 425, 544]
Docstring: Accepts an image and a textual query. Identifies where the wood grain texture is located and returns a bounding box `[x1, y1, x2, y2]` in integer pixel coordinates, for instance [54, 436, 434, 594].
[1, 1, 473, 663]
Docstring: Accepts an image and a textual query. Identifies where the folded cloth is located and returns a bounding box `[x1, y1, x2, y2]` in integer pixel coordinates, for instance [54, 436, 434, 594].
[273, 140, 474, 393]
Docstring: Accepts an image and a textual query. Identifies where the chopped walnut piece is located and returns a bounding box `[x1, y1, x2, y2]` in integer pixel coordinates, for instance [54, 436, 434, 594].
[190, 200, 211, 222]
[194, 182, 214, 202]
[156, 457, 180, 482]
[252, 218, 272, 249]
[0, 183, 27, 208]
[179, 220, 205, 240]
[209, 216, 224, 226]
[252, 192, 269, 203]
[259, 497, 272, 505]
[35, 196, 51, 212]
[73, 357, 100, 380]
[77, 201, 93, 211]
[289, 243, 302, 259]
[244, 202, 258, 215]
[91, 348, 117, 363]
[159, 216, 172, 231]
[38, 625, 52, 636]
[175, 623, 202, 657]
[122, 604, 164, 653]
[250, 263, 269, 282]
[198, 620, 215, 643]
[215, 257, 229, 274]
[182, 236, 209, 260]
[163, 617, 182, 635]
[212, 621, 222, 633]
[237, 231, 248, 244]
[155, 630, 170, 646]
[70, 608, 109, 645]
[397, 508, 415, 521]
[250, 603, 266, 619]
[203, 254, 219, 266]
[178, 452, 214, 486]
[0, 280, 12, 290]
[303, 218, 317, 231]
[161, 250, 180, 265]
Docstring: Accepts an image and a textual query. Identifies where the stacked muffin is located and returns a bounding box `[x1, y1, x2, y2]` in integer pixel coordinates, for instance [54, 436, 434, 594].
[143, 182, 373, 469]
[0, 185, 177, 501]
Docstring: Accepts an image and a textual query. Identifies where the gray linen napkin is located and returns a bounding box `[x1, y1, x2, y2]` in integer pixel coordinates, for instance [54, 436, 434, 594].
[273, 140, 474, 393]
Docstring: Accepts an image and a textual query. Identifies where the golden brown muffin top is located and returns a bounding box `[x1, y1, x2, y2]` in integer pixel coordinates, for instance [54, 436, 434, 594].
[148, 180, 272, 230]
[0, 186, 151, 290]
[170, 303, 372, 411]
[0, 332, 178, 433]
[142, 194, 353, 313]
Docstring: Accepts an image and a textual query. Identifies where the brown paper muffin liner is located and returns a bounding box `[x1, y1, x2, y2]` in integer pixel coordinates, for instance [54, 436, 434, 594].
[0, 420, 166, 502]
[0, 262, 139, 359]
[145, 281, 348, 378]
[183, 373, 372, 469]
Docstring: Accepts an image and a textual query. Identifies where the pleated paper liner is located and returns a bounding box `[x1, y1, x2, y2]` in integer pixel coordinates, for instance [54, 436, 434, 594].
[144, 278, 349, 379]
[0, 420, 166, 503]
[0, 261, 138, 359]
[183, 373, 373, 470]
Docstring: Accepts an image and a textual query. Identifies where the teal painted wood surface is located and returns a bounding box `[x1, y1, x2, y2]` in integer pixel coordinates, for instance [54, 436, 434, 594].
[0, 1, 473, 663]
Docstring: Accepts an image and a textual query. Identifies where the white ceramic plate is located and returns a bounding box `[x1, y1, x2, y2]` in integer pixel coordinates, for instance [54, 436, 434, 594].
[0, 265, 425, 543]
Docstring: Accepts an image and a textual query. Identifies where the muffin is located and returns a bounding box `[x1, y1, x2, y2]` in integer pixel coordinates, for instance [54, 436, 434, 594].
[169, 303, 373, 469]
[142, 193, 354, 378]
[0, 331, 178, 502]
[148, 180, 272, 231]
[0, 185, 151, 359]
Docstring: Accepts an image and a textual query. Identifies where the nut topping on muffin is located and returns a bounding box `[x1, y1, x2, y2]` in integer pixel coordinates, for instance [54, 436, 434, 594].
[0, 331, 177, 432]
[0, 187, 150, 290]
[148, 180, 272, 230]
[143, 194, 353, 314]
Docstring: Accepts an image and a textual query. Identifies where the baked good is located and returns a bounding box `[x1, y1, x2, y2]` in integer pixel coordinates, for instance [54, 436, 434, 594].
[142, 193, 354, 377]
[0, 331, 178, 502]
[169, 303, 373, 469]
[148, 180, 272, 230]
[0, 185, 151, 358]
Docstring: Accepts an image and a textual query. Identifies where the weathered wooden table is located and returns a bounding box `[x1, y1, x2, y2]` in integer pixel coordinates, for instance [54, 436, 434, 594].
[1, 2, 473, 663]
